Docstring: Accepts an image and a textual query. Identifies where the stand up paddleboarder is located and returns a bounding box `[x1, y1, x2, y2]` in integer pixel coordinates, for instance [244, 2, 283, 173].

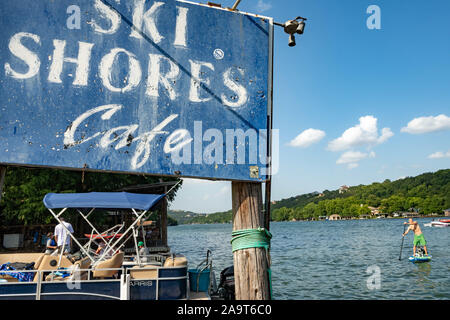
[402, 218, 429, 257]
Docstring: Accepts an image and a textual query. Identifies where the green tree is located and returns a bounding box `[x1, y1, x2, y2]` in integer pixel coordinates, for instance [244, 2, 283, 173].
[0, 167, 181, 225]
[301, 202, 317, 220]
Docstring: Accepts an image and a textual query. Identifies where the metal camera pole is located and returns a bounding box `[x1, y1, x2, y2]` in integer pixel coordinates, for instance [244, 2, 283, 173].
[231, 0, 242, 11]
[231, 11, 308, 300]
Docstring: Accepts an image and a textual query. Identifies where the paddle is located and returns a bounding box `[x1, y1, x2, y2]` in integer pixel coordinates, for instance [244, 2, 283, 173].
[399, 223, 407, 260]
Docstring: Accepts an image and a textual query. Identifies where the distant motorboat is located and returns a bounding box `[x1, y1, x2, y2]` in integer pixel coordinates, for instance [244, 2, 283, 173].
[425, 220, 450, 227]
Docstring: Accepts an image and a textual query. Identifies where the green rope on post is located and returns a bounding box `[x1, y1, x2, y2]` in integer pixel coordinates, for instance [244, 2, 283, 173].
[231, 227, 273, 299]
[231, 227, 272, 252]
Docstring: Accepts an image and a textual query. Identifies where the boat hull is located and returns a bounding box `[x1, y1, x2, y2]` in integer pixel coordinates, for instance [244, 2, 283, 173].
[0, 266, 188, 300]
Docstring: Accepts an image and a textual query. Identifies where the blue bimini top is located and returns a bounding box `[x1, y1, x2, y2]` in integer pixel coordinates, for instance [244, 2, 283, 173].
[43, 192, 164, 211]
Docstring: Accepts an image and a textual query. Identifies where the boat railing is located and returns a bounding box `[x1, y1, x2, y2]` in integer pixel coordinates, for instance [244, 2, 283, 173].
[0, 264, 189, 300]
[123, 254, 165, 266]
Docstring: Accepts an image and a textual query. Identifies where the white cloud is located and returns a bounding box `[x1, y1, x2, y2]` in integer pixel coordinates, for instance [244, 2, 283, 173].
[428, 151, 450, 159]
[337, 151, 375, 169]
[337, 151, 375, 164]
[328, 116, 393, 152]
[288, 128, 326, 148]
[255, 0, 272, 12]
[401, 114, 450, 134]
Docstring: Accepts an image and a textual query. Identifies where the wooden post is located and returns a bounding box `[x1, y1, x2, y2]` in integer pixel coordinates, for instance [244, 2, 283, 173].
[232, 181, 271, 300]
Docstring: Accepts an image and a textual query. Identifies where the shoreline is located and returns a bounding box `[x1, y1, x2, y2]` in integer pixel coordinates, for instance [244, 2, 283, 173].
[169, 215, 448, 226]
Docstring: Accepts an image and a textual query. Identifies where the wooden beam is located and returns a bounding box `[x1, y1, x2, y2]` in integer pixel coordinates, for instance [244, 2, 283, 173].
[232, 181, 271, 300]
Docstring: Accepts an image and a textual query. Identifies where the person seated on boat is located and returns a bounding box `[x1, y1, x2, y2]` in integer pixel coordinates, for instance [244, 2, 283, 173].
[54, 217, 74, 254]
[138, 241, 149, 263]
[403, 218, 429, 256]
[95, 240, 114, 258]
[44, 232, 58, 255]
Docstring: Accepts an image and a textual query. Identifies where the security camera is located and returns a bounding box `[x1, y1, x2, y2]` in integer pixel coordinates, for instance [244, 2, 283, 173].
[278, 16, 307, 47]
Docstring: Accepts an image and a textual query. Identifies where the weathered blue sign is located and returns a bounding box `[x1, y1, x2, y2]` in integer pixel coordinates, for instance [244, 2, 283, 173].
[0, 0, 273, 181]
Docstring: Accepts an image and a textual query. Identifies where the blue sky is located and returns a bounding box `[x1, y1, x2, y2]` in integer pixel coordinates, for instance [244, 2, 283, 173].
[170, 0, 450, 213]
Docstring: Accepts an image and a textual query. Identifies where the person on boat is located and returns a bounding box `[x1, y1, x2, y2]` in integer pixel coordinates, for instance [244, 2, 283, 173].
[138, 241, 149, 263]
[95, 240, 114, 258]
[54, 217, 74, 254]
[403, 218, 429, 256]
[44, 232, 58, 255]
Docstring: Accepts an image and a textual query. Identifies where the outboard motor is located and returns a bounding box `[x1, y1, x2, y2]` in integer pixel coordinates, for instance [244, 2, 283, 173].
[216, 266, 235, 300]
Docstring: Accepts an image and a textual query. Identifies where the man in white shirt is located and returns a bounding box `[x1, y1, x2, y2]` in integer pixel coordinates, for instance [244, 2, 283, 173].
[54, 217, 74, 254]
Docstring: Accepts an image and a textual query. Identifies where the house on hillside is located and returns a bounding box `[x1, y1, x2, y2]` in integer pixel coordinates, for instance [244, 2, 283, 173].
[444, 209, 450, 217]
[339, 185, 349, 194]
[368, 206, 380, 216]
[328, 214, 342, 221]
[402, 212, 416, 218]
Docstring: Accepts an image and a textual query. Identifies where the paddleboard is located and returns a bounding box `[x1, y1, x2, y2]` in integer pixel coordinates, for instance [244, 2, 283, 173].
[408, 255, 432, 263]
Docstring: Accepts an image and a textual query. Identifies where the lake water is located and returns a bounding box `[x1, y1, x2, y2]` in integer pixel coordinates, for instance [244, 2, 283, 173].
[168, 218, 450, 300]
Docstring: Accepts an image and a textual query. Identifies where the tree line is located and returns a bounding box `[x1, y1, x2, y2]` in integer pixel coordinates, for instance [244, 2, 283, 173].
[271, 169, 450, 222]
[0, 166, 181, 226]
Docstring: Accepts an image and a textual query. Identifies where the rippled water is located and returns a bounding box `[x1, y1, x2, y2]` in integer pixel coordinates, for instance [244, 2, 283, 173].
[168, 218, 450, 300]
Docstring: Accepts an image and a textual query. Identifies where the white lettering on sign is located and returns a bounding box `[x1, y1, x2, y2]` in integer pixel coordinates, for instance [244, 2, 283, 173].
[222, 67, 248, 108]
[64, 104, 124, 148]
[147, 54, 180, 100]
[4, 32, 249, 107]
[63, 105, 272, 171]
[3, 0, 250, 108]
[98, 48, 142, 93]
[174, 6, 189, 47]
[130, 0, 165, 43]
[64, 104, 181, 170]
[4, 32, 41, 79]
[0, 1, 271, 179]
[91, 0, 122, 34]
[48, 40, 94, 86]
[2, 1, 265, 174]
[130, 114, 179, 169]
[189, 59, 214, 103]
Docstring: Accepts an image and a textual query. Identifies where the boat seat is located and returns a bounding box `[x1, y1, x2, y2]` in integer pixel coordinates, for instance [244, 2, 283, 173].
[33, 254, 73, 282]
[44, 256, 92, 282]
[163, 254, 188, 267]
[130, 266, 158, 280]
[92, 252, 124, 279]
[0, 253, 45, 281]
